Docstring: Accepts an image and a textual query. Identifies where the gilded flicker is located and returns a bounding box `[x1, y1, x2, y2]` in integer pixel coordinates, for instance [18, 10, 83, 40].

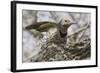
[25, 18, 76, 44]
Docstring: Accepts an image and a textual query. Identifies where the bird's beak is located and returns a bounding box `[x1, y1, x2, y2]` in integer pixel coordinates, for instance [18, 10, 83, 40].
[69, 22, 77, 25]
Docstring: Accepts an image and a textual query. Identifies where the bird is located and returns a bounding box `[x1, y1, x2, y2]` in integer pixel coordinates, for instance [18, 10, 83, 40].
[25, 18, 76, 45]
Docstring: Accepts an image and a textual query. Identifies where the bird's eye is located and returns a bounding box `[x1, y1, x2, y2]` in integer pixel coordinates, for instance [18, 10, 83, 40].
[65, 20, 67, 22]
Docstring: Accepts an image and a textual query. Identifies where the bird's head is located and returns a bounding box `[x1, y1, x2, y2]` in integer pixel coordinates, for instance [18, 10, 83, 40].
[58, 17, 77, 29]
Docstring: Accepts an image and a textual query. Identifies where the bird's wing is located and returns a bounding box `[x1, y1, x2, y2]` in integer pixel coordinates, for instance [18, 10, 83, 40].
[25, 22, 48, 30]
[25, 21, 57, 32]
